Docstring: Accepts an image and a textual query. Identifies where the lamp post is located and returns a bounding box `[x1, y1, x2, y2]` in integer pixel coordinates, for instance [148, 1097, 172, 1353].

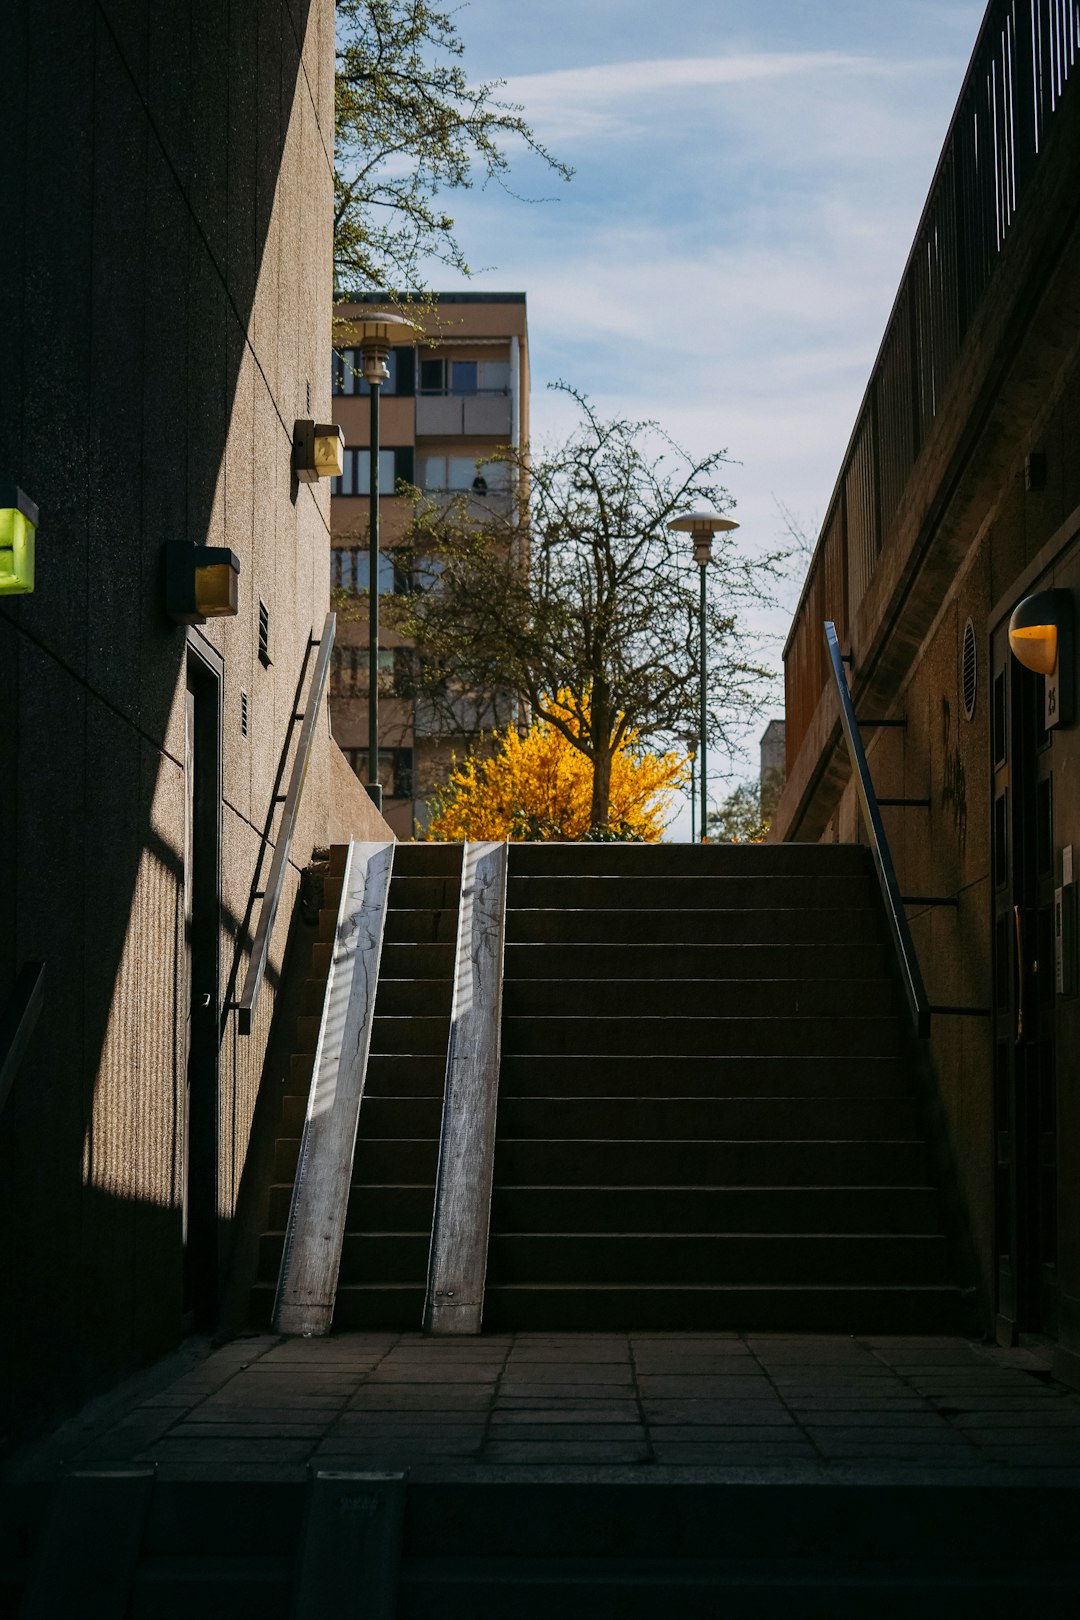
[668, 508, 739, 842]
[350, 311, 420, 809]
[681, 729, 699, 843]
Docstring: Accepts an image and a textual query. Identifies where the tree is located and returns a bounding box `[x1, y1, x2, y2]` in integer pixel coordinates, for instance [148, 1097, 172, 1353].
[424, 693, 687, 842]
[335, 0, 571, 296]
[707, 766, 785, 842]
[402, 386, 787, 828]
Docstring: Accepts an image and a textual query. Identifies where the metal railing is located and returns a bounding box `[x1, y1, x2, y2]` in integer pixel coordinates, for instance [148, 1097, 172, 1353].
[824, 622, 930, 1038]
[785, 0, 1080, 775]
[237, 613, 336, 1036]
[0, 962, 45, 1115]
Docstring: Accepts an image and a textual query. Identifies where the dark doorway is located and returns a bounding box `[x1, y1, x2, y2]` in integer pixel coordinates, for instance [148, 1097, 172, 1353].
[183, 643, 223, 1326]
[991, 623, 1058, 1343]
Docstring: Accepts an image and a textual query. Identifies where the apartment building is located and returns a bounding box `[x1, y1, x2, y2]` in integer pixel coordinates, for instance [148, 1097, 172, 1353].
[329, 293, 529, 837]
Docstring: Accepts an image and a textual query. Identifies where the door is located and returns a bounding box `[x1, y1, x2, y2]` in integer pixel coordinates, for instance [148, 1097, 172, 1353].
[991, 621, 1058, 1343]
[183, 652, 222, 1326]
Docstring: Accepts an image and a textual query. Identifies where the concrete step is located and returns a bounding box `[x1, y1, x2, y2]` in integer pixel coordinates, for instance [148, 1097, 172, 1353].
[339, 1232, 433, 1282]
[380, 941, 457, 978]
[280, 1091, 444, 1138]
[503, 942, 893, 981]
[505, 908, 883, 946]
[368, 1014, 452, 1055]
[373, 978, 455, 1017]
[384, 907, 460, 944]
[507, 842, 872, 877]
[497, 1054, 912, 1099]
[500, 1016, 905, 1058]
[366, 1054, 448, 1096]
[332, 1282, 426, 1328]
[507, 875, 876, 910]
[502, 978, 897, 1020]
[491, 1137, 928, 1186]
[483, 1233, 951, 1287]
[497, 1054, 915, 1099]
[398, 1557, 1080, 1616]
[268, 1181, 436, 1231]
[493, 1096, 920, 1142]
[394, 842, 464, 876]
[489, 1184, 941, 1234]
[482, 1283, 966, 1333]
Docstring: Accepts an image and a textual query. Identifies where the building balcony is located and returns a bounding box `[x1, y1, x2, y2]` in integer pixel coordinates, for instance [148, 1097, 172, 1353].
[416, 391, 512, 437]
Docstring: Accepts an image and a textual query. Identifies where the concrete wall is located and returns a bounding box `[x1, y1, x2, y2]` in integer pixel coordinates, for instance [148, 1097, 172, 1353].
[0, 0, 390, 1441]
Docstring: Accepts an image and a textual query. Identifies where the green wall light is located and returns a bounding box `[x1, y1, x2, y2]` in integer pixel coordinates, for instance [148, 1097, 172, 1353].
[0, 487, 38, 595]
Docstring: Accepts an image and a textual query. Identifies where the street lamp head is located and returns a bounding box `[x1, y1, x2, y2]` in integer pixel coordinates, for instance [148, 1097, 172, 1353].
[347, 311, 422, 386]
[667, 506, 739, 566]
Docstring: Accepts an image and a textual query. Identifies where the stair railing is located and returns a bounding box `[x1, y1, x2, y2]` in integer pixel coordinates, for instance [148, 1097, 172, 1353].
[0, 961, 45, 1116]
[237, 612, 336, 1036]
[824, 620, 930, 1039]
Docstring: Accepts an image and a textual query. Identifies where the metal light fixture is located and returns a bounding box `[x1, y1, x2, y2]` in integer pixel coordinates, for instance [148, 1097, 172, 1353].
[668, 507, 740, 841]
[293, 420, 345, 483]
[166, 544, 241, 625]
[1009, 587, 1074, 727]
[0, 487, 37, 596]
[345, 310, 422, 810]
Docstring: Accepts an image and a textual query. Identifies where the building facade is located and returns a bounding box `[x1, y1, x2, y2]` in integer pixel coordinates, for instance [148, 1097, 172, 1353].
[329, 293, 530, 837]
[0, 0, 388, 1442]
[774, 1, 1080, 1380]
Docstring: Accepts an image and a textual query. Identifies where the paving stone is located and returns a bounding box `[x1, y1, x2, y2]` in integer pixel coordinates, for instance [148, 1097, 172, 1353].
[169, 1421, 331, 1439]
[649, 1425, 800, 1444]
[499, 1362, 632, 1383]
[347, 1386, 495, 1411]
[140, 1436, 317, 1462]
[482, 1441, 650, 1464]
[636, 1376, 775, 1397]
[782, 1398, 934, 1413]
[490, 1405, 640, 1424]
[791, 1410, 949, 1428]
[488, 1424, 645, 1443]
[197, 1393, 348, 1411]
[331, 1413, 490, 1431]
[316, 1430, 484, 1456]
[503, 1347, 630, 1364]
[498, 1382, 635, 1399]
[641, 1401, 791, 1424]
[632, 1356, 759, 1375]
[652, 1442, 818, 1464]
[492, 1393, 641, 1419]
[367, 1364, 502, 1383]
[952, 1411, 1080, 1429]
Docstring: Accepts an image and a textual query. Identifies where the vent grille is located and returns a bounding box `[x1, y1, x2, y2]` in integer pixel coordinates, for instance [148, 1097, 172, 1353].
[962, 618, 977, 720]
[258, 600, 271, 667]
[240, 689, 249, 739]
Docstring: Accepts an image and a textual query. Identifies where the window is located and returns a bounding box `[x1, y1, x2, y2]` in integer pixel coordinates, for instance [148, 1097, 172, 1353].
[418, 357, 510, 396]
[342, 746, 414, 799]
[420, 455, 509, 492]
[330, 646, 397, 695]
[332, 547, 409, 595]
[331, 345, 416, 397]
[333, 446, 417, 497]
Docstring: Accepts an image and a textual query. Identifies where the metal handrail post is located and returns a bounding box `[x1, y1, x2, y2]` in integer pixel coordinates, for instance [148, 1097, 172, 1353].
[824, 620, 930, 1038]
[237, 612, 337, 1035]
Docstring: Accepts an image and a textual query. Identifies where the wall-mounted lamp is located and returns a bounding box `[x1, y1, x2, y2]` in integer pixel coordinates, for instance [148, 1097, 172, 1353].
[293, 420, 345, 483]
[166, 544, 241, 625]
[0, 487, 38, 595]
[1008, 587, 1074, 727]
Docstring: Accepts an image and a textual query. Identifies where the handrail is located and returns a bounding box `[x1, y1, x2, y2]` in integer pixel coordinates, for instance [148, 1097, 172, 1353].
[0, 961, 45, 1115]
[824, 621, 930, 1039]
[238, 612, 336, 1036]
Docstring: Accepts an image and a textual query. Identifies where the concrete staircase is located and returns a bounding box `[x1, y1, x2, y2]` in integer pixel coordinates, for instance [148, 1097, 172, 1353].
[250, 844, 461, 1332]
[484, 841, 963, 1332]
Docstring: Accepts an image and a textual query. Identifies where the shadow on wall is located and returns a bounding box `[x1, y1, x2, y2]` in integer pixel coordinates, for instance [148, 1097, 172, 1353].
[0, 0, 320, 1445]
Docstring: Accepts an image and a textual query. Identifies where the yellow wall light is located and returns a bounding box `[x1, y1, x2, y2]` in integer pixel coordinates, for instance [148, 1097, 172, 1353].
[165, 543, 241, 626]
[293, 420, 344, 483]
[0, 487, 38, 596]
[1008, 587, 1074, 727]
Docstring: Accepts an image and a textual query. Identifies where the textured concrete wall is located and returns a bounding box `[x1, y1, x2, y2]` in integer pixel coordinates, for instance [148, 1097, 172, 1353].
[0, 0, 389, 1440]
[820, 349, 1080, 1323]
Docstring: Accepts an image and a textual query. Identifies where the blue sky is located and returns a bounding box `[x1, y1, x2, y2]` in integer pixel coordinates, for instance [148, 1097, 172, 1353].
[413, 0, 989, 832]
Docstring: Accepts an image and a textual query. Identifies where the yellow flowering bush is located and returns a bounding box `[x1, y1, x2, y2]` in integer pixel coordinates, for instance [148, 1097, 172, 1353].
[425, 692, 688, 841]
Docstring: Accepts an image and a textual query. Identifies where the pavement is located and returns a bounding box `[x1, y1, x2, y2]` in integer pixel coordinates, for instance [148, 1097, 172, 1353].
[10, 1330, 1080, 1486]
